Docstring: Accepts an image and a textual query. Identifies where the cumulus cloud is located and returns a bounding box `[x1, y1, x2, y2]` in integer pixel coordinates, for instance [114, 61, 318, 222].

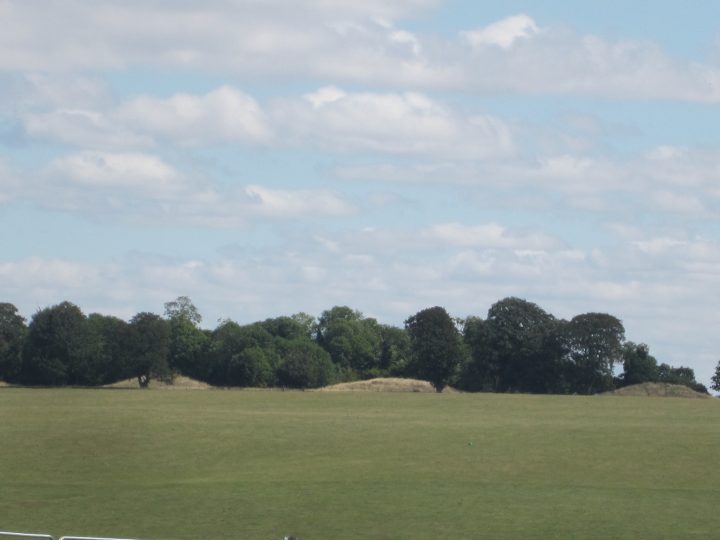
[1, 5, 719, 101]
[274, 86, 514, 158]
[422, 222, 560, 250]
[48, 152, 184, 194]
[7, 151, 353, 225]
[462, 14, 541, 49]
[337, 144, 720, 217]
[116, 87, 272, 145]
[22, 86, 271, 148]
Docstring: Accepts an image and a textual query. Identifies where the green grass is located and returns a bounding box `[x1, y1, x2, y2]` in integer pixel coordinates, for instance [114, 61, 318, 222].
[1, 388, 719, 539]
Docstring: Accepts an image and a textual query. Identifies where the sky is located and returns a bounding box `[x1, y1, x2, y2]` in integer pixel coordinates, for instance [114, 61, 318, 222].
[1, 1, 719, 385]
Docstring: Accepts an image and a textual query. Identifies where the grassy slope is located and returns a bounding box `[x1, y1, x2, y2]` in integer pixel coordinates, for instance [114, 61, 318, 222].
[0, 389, 718, 540]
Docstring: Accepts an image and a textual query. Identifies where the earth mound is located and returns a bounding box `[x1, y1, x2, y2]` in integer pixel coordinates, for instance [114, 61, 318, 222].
[601, 382, 710, 399]
[0, 380, 9, 387]
[104, 375, 212, 390]
[318, 377, 458, 393]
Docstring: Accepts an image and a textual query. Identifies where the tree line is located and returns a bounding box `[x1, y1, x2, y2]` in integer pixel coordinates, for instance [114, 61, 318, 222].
[0, 296, 712, 394]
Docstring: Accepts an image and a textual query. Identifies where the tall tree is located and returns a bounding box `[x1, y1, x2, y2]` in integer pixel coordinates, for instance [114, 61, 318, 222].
[21, 301, 87, 385]
[564, 313, 625, 394]
[164, 296, 202, 326]
[405, 306, 465, 392]
[315, 306, 382, 378]
[712, 360, 720, 393]
[620, 342, 658, 386]
[127, 312, 171, 387]
[484, 297, 565, 394]
[0, 302, 27, 382]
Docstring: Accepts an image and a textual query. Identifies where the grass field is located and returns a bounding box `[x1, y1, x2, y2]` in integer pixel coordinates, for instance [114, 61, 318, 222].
[1, 388, 719, 539]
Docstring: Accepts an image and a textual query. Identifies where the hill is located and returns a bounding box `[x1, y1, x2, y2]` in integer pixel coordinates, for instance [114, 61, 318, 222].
[317, 377, 458, 393]
[103, 375, 212, 390]
[601, 382, 710, 399]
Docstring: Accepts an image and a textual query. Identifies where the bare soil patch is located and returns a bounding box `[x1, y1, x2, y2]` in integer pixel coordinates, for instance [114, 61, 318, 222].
[103, 375, 212, 390]
[317, 377, 458, 393]
[601, 382, 710, 399]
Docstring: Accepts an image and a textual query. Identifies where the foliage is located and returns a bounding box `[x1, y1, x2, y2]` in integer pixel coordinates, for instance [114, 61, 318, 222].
[21, 301, 87, 385]
[564, 312, 625, 394]
[315, 306, 383, 377]
[405, 306, 465, 392]
[276, 339, 336, 388]
[0, 302, 26, 382]
[0, 296, 710, 394]
[620, 342, 658, 386]
[164, 296, 202, 326]
[713, 360, 720, 392]
[483, 297, 566, 394]
[128, 312, 171, 387]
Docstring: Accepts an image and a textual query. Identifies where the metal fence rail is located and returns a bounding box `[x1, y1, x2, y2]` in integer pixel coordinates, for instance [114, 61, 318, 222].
[1, 533, 137, 540]
[0, 533, 54, 540]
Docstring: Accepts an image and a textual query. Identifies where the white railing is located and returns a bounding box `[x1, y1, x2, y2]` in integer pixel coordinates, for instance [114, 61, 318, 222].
[1, 533, 137, 540]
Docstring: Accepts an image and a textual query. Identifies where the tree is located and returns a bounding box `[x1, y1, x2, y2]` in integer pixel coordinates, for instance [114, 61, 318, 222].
[458, 316, 494, 392]
[620, 342, 658, 386]
[276, 339, 336, 389]
[164, 296, 202, 326]
[0, 303, 26, 383]
[226, 346, 275, 387]
[657, 363, 705, 392]
[712, 360, 720, 393]
[315, 306, 382, 378]
[564, 313, 625, 394]
[85, 313, 130, 384]
[483, 298, 566, 394]
[405, 306, 465, 392]
[378, 324, 410, 376]
[21, 301, 87, 385]
[127, 312, 171, 387]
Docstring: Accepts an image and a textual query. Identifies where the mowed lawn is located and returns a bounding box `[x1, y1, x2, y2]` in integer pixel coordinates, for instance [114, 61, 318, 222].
[1, 388, 718, 539]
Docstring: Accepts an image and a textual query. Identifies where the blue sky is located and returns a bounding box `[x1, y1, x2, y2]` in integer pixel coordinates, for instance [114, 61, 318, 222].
[1, 1, 719, 385]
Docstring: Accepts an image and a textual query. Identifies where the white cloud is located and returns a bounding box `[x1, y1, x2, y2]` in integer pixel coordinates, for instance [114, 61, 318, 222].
[5, 151, 354, 225]
[23, 86, 271, 148]
[116, 86, 272, 145]
[244, 185, 353, 218]
[48, 152, 185, 195]
[422, 222, 560, 250]
[462, 14, 541, 49]
[274, 87, 515, 158]
[1, 5, 719, 102]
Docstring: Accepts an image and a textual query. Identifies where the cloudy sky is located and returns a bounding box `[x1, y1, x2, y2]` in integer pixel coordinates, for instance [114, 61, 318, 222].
[1, 1, 719, 384]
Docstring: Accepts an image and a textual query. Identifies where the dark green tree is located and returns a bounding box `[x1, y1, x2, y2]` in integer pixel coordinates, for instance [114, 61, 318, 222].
[378, 324, 411, 376]
[276, 339, 336, 389]
[127, 312, 171, 387]
[84, 313, 130, 384]
[620, 342, 658, 386]
[459, 316, 495, 392]
[657, 363, 706, 392]
[226, 346, 276, 387]
[483, 298, 566, 394]
[0, 302, 27, 383]
[21, 301, 87, 385]
[315, 306, 382, 378]
[405, 306, 465, 392]
[564, 313, 625, 394]
[712, 360, 720, 393]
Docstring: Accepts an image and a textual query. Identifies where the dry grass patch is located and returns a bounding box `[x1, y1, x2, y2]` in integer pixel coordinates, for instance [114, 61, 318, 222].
[601, 382, 711, 399]
[317, 377, 458, 393]
[103, 375, 212, 390]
